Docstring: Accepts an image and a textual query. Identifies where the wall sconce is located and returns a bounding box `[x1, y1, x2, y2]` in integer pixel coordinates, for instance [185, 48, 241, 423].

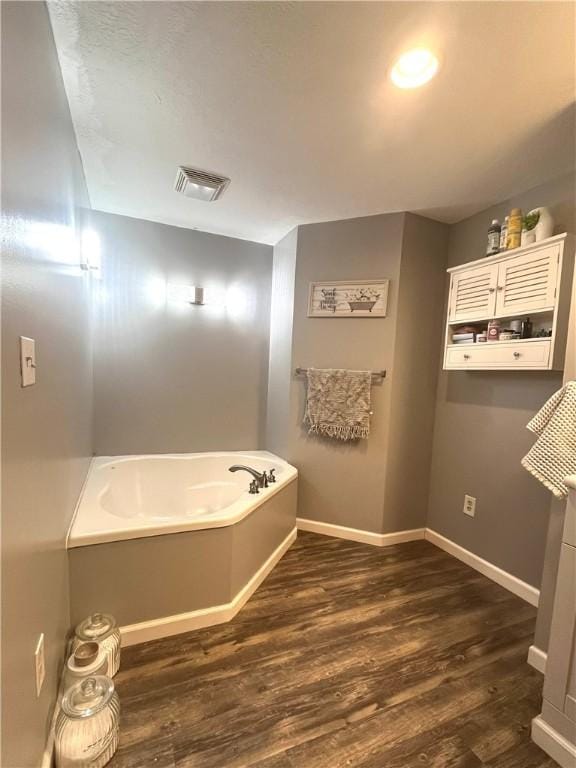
[80, 228, 101, 273]
[167, 284, 204, 305]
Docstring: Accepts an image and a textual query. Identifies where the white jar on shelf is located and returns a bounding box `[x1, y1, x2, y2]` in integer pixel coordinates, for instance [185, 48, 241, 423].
[73, 613, 121, 677]
[55, 676, 120, 768]
[63, 642, 109, 693]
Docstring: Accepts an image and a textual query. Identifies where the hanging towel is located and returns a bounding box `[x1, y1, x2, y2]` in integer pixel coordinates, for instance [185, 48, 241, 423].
[304, 368, 372, 441]
[521, 380, 576, 498]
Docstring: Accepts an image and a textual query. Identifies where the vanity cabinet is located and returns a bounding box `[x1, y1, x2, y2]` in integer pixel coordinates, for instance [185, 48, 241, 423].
[532, 477, 576, 767]
[444, 233, 574, 371]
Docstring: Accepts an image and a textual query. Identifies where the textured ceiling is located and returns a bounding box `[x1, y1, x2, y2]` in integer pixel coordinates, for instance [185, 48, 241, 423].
[49, 1, 575, 244]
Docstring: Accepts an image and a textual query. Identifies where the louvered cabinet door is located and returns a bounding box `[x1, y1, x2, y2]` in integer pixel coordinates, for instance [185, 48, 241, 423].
[495, 244, 560, 317]
[448, 264, 498, 322]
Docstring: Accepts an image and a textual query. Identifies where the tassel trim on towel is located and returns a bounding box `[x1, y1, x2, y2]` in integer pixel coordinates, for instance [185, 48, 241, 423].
[307, 423, 370, 441]
[521, 457, 567, 499]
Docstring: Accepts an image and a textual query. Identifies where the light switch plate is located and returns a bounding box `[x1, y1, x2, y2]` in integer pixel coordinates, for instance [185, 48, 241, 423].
[20, 336, 36, 387]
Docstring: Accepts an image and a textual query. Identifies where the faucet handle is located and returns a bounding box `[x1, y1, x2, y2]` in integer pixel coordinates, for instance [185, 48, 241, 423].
[267, 469, 276, 483]
[249, 479, 259, 494]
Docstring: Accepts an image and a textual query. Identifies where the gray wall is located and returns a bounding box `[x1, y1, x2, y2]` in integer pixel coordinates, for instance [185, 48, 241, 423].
[266, 213, 449, 535]
[427, 172, 576, 589]
[382, 214, 448, 532]
[265, 228, 298, 458]
[90, 210, 272, 455]
[282, 214, 405, 533]
[1, 3, 93, 766]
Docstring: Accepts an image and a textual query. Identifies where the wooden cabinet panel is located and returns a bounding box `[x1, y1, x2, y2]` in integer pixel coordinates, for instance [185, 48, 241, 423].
[495, 244, 560, 317]
[448, 264, 498, 322]
[543, 542, 576, 711]
[445, 340, 550, 370]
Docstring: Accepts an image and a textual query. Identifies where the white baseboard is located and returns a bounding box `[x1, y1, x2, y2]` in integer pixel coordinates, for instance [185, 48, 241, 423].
[532, 716, 576, 768]
[120, 527, 297, 647]
[527, 644, 547, 674]
[40, 717, 56, 768]
[296, 519, 539, 607]
[296, 517, 425, 547]
[425, 529, 539, 607]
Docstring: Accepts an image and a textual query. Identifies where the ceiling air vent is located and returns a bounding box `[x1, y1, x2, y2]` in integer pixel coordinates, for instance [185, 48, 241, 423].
[174, 166, 230, 202]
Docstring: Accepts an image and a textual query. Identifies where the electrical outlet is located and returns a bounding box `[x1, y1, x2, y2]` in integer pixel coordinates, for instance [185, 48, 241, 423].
[463, 494, 476, 518]
[35, 633, 45, 697]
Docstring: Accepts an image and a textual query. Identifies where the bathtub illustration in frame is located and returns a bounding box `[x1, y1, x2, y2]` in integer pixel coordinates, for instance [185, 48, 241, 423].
[308, 280, 389, 317]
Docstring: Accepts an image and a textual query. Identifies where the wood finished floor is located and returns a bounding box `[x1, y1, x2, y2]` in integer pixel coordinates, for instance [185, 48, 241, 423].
[109, 532, 555, 768]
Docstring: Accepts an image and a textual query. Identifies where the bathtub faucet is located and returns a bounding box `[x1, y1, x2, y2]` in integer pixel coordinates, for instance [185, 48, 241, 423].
[228, 465, 269, 491]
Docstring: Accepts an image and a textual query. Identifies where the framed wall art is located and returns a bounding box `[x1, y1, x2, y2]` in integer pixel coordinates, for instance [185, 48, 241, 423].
[308, 280, 389, 318]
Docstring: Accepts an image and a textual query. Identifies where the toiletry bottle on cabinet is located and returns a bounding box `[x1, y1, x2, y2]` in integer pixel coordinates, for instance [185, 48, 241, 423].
[499, 216, 508, 251]
[487, 319, 501, 342]
[486, 220, 501, 256]
[506, 209, 522, 250]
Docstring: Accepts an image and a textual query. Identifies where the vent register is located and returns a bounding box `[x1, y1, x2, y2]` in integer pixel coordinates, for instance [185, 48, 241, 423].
[174, 166, 230, 202]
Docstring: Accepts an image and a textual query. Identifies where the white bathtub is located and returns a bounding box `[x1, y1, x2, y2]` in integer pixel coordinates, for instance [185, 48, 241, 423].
[68, 451, 297, 547]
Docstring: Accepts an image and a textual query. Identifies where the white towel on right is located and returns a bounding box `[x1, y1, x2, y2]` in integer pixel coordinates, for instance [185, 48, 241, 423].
[521, 380, 576, 498]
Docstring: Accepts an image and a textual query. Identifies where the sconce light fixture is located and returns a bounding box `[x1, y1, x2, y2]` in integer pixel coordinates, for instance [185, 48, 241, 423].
[167, 284, 204, 305]
[80, 228, 101, 273]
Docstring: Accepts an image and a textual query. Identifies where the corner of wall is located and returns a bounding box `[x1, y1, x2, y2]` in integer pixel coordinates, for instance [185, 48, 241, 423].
[381, 213, 450, 534]
[265, 227, 299, 457]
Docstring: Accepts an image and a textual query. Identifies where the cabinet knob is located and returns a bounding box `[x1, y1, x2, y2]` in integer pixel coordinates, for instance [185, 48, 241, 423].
[513, 351, 521, 359]
[463, 354, 470, 360]
[489, 287, 495, 293]
[497, 285, 503, 291]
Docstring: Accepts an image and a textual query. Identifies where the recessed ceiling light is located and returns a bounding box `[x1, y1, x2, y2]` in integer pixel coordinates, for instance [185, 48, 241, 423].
[390, 49, 439, 89]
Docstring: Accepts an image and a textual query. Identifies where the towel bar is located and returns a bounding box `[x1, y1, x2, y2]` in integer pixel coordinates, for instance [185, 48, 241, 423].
[295, 367, 386, 381]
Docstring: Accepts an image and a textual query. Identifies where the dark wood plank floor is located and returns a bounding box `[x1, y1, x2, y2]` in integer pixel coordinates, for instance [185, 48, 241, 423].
[109, 532, 556, 768]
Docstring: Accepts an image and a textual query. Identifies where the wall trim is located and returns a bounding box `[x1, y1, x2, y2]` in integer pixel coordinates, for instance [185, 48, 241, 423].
[296, 520, 539, 607]
[40, 708, 57, 768]
[527, 644, 547, 674]
[296, 518, 426, 547]
[120, 526, 297, 647]
[424, 529, 539, 607]
[532, 716, 576, 768]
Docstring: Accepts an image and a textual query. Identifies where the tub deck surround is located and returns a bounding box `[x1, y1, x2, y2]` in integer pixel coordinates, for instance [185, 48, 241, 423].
[68, 456, 298, 643]
[68, 451, 297, 547]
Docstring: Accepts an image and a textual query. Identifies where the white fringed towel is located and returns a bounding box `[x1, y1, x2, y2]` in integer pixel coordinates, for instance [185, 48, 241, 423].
[521, 380, 576, 498]
[304, 368, 372, 441]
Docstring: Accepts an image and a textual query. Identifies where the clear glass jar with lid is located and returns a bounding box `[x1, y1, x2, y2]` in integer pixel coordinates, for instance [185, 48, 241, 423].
[73, 613, 120, 677]
[55, 676, 120, 768]
[64, 642, 109, 693]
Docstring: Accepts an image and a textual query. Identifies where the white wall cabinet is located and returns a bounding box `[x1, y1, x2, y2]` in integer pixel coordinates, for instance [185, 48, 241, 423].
[444, 234, 574, 371]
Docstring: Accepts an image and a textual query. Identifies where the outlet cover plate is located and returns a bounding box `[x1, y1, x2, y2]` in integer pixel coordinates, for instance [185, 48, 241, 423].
[463, 494, 476, 518]
[35, 633, 45, 697]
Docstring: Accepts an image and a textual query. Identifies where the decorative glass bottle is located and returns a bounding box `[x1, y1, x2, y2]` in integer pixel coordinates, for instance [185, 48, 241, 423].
[55, 676, 120, 768]
[73, 613, 121, 676]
